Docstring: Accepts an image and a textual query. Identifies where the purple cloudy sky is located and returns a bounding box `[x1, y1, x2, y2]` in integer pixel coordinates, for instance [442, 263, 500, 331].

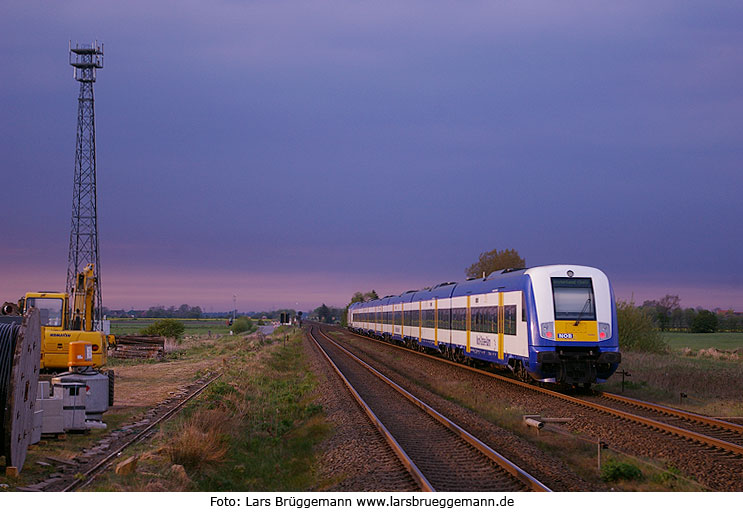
[1, 1, 741, 312]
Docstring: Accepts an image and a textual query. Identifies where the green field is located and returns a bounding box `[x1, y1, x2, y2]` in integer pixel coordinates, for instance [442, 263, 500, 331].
[110, 318, 235, 336]
[663, 332, 743, 352]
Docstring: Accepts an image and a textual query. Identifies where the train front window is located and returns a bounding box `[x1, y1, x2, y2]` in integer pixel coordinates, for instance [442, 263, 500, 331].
[25, 297, 64, 327]
[551, 278, 596, 321]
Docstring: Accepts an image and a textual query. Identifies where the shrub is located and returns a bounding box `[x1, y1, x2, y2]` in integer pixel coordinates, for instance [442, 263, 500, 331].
[141, 319, 186, 339]
[616, 300, 667, 353]
[691, 310, 718, 333]
[601, 459, 643, 482]
[232, 316, 255, 334]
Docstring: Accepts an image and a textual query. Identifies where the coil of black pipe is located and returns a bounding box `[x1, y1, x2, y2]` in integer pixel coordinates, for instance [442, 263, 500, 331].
[0, 321, 20, 457]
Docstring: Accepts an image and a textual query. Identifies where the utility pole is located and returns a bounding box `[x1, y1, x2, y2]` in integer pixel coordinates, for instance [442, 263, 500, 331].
[66, 41, 104, 326]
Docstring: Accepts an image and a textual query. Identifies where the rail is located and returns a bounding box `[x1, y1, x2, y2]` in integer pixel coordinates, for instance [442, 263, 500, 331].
[62, 372, 223, 492]
[311, 325, 550, 492]
[338, 325, 743, 457]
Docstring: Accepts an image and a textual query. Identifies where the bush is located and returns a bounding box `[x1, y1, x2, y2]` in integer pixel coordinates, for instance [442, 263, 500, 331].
[601, 459, 643, 482]
[691, 310, 718, 333]
[141, 319, 186, 339]
[232, 316, 255, 334]
[616, 300, 667, 353]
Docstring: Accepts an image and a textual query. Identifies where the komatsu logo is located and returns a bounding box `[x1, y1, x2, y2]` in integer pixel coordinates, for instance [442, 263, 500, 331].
[49, 333, 72, 337]
[557, 333, 574, 339]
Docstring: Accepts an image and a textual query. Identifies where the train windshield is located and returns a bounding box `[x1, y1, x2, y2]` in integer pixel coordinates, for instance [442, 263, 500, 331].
[551, 277, 596, 321]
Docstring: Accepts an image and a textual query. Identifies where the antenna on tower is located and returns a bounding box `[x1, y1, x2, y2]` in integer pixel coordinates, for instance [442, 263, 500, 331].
[67, 40, 104, 326]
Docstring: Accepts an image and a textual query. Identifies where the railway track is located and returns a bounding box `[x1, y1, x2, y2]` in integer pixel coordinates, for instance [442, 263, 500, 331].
[17, 371, 222, 492]
[308, 326, 549, 492]
[328, 325, 743, 490]
[590, 392, 743, 452]
[337, 326, 743, 457]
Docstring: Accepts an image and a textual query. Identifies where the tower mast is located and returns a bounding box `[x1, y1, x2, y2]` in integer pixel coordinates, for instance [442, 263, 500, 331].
[67, 40, 104, 325]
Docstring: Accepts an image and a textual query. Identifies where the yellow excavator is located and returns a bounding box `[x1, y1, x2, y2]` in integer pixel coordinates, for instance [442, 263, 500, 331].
[2, 264, 111, 370]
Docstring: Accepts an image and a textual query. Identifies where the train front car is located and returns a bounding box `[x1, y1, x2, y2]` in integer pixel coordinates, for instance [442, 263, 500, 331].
[526, 265, 621, 386]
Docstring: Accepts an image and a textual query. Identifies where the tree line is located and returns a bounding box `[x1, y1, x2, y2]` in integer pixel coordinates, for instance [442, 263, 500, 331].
[639, 295, 741, 333]
[104, 304, 204, 319]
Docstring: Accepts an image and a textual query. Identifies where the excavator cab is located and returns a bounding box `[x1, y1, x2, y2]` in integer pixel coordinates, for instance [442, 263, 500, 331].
[25, 293, 66, 327]
[22, 264, 109, 370]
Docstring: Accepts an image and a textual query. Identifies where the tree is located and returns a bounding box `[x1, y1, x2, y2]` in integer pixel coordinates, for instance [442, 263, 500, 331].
[344, 290, 379, 326]
[465, 248, 525, 279]
[363, 290, 379, 301]
[657, 295, 680, 331]
[316, 304, 331, 323]
[350, 290, 379, 304]
[691, 310, 718, 333]
[642, 295, 681, 331]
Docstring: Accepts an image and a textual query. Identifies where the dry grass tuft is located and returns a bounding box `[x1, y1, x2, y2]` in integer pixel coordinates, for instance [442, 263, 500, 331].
[165, 409, 230, 471]
[696, 347, 740, 361]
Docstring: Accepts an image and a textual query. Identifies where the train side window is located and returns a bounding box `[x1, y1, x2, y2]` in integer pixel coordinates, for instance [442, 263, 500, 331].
[505, 305, 517, 335]
[440, 308, 450, 330]
[472, 306, 493, 333]
[522, 292, 526, 322]
[488, 306, 497, 333]
[452, 307, 466, 331]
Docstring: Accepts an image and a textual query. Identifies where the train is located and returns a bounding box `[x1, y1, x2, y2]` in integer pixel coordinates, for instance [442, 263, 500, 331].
[347, 265, 621, 387]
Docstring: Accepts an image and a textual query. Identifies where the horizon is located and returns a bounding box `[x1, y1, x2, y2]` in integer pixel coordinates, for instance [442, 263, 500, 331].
[5, 264, 739, 313]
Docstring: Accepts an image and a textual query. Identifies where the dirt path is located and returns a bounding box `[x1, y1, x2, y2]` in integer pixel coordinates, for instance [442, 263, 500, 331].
[110, 357, 221, 412]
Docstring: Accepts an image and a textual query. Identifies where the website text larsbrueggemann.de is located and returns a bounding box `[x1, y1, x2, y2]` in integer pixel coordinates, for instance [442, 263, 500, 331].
[211, 495, 516, 509]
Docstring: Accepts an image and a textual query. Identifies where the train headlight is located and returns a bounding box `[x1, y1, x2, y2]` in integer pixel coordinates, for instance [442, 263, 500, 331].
[540, 322, 554, 340]
[599, 323, 611, 340]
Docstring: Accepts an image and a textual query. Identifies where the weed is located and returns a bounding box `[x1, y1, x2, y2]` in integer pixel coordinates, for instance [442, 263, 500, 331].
[653, 464, 684, 488]
[165, 409, 230, 472]
[601, 459, 643, 482]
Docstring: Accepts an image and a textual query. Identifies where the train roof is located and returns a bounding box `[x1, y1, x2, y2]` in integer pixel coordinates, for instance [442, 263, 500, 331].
[348, 265, 605, 309]
[413, 282, 457, 302]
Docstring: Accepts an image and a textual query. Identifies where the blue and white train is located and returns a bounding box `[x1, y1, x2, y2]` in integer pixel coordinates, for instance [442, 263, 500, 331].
[348, 265, 621, 386]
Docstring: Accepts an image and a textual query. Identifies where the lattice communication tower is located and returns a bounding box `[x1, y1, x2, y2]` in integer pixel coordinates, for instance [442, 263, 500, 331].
[66, 41, 104, 324]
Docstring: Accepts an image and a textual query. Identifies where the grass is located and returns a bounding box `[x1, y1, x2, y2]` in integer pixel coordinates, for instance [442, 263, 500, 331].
[109, 318, 237, 337]
[4, 406, 149, 489]
[86, 327, 329, 491]
[664, 332, 743, 352]
[597, 349, 743, 416]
